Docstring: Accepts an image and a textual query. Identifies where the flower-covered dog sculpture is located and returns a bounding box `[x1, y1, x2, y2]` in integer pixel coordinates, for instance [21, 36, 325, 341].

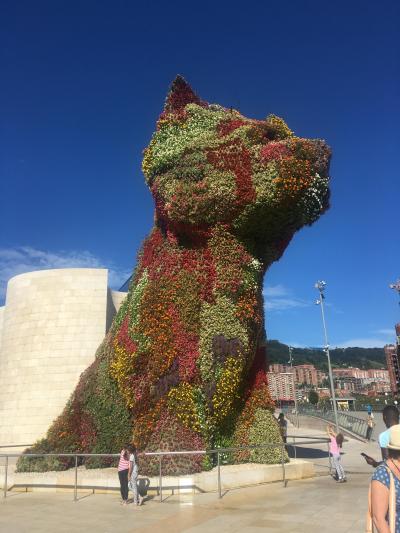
[20, 77, 331, 475]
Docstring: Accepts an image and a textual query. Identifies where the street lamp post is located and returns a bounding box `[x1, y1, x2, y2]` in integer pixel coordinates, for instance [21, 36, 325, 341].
[390, 279, 400, 306]
[315, 281, 339, 432]
[390, 279, 400, 402]
[288, 346, 299, 427]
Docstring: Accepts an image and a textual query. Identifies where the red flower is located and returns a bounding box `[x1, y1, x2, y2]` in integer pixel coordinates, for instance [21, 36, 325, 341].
[260, 142, 289, 162]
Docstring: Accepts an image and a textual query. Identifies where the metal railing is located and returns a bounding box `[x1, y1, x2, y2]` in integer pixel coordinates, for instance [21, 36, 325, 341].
[1, 436, 330, 501]
[0, 444, 33, 448]
[295, 407, 369, 439]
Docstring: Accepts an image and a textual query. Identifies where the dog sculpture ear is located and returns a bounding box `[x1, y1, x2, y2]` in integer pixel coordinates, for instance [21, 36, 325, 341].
[164, 75, 203, 113]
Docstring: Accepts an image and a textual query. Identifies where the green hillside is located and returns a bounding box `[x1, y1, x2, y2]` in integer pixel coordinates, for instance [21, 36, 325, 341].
[266, 340, 386, 373]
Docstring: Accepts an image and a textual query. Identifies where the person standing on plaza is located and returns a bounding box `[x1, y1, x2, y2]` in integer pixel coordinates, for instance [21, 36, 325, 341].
[327, 424, 346, 483]
[363, 405, 400, 468]
[118, 444, 130, 505]
[369, 424, 400, 532]
[128, 444, 143, 506]
[367, 413, 375, 441]
[278, 412, 288, 443]
[379, 407, 400, 458]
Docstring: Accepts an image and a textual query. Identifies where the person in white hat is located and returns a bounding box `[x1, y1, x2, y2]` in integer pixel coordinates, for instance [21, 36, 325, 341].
[370, 424, 400, 532]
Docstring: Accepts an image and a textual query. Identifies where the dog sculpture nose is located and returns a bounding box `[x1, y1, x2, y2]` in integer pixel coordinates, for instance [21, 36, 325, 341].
[310, 139, 332, 178]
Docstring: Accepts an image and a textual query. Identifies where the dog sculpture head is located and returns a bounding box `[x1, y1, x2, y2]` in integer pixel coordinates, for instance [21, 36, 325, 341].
[143, 76, 331, 264]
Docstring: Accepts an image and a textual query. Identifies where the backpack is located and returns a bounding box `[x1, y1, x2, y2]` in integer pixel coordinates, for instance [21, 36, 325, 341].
[366, 464, 396, 533]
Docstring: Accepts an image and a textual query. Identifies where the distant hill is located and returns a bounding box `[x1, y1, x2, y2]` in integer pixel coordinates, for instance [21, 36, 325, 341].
[266, 340, 386, 372]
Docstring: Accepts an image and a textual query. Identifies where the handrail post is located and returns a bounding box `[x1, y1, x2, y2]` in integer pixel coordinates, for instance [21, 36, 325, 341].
[159, 455, 162, 503]
[281, 444, 286, 487]
[217, 452, 222, 499]
[3, 455, 8, 499]
[74, 455, 78, 502]
[327, 441, 332, 475]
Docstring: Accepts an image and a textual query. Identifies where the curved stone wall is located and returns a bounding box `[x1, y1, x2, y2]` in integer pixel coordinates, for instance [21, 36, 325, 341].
[106, 290, 127, 331]
[110, 290, 127, 312]
[0, 268, 113, 447]
[0, 306, 4, 351]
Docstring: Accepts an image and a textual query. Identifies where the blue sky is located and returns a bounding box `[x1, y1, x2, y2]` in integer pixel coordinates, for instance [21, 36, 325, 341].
[1, 0, 399, 348]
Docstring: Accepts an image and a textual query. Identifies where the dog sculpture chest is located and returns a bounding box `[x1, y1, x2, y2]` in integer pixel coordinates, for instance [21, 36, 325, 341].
[25, 77, 331, 475]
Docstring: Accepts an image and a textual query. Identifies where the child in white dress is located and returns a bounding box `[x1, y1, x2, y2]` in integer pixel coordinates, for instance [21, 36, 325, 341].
[128, 444, 143, 506]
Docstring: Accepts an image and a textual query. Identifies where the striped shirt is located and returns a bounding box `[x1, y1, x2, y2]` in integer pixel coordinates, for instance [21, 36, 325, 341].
[118, 450, 130, 471]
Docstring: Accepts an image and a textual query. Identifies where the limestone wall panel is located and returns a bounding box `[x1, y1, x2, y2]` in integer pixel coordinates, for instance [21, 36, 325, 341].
[105, 289, 127, 331]
[0, 307, 5, 350]
[0, 268, 109, 447]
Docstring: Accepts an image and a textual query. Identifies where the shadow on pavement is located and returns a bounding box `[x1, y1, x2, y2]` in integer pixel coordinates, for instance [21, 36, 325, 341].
[287, 446, 329, 459]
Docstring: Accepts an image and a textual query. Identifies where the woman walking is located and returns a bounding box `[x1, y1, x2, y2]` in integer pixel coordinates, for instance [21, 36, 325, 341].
[118, 444, 130, 505]
[370, 424, 400, 532]
[327, 424, 346, 483]
[128, 444, 143, 506]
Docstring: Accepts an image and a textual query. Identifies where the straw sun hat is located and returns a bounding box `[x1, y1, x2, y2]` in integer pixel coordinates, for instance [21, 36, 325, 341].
[387, 424, 400, 450]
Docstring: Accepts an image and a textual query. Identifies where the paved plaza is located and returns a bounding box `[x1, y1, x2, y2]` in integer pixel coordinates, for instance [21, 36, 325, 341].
[0, 418, 380, 532]
[0, 473, 369, 533]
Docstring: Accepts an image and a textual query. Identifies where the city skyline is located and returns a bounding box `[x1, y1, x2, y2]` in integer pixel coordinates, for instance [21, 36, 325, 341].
[267, 362, 391, 403]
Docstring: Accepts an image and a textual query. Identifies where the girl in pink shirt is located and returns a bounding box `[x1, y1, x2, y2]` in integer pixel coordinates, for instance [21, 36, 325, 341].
[118, 444, 131, 504]
[327, 425, 346, 483]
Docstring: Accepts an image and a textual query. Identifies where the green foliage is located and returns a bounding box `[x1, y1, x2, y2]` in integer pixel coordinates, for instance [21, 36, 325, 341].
[214, 429, 236, 465]
[17, 456, 66, 473]
[198, 295, 248, 381]
[267, 340, 386, 371]
[16, 439, 68, 473]
[249, 409, 289, 464]
[83, 358, 132, 468]
[126, 270, 150, 351]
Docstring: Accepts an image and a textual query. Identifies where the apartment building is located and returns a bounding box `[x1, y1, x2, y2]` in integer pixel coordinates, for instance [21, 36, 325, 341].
[268, 363, 327, 386]
[267, 372, 295, 402]
[385, 343, 400, 395]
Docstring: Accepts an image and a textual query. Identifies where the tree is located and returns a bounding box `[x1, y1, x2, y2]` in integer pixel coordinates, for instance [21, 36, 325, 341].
[308, 390, 319, 405]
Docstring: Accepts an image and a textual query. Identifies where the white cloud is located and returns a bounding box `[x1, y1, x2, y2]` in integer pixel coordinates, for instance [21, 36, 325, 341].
[375, 328, 396, 337]
[263, 284, 311, 311]
[263, 284, 288, 298]
[335, 328, 396, 348]
[265, 298, 310, 311]
[283, 342, 308, 349]
[0, 246, 131, 302]
[334, 338, 392, 349]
